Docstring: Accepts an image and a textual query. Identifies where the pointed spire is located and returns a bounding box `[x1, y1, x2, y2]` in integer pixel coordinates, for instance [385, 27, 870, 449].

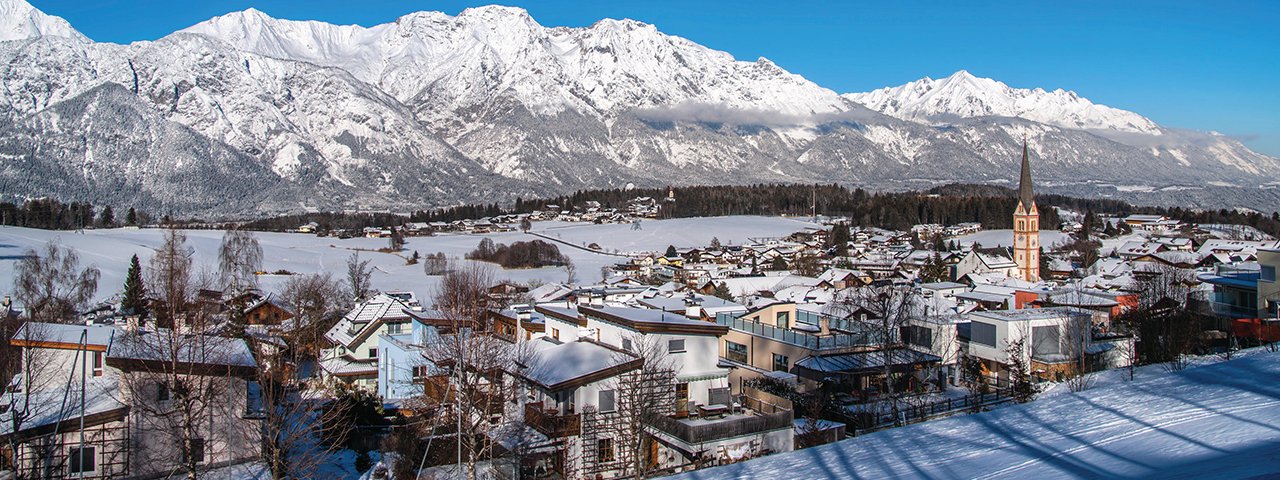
[1018, 139, 1034, 209]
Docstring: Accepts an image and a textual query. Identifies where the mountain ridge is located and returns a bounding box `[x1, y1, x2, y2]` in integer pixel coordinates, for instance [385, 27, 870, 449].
[0, 0, 1276, 215]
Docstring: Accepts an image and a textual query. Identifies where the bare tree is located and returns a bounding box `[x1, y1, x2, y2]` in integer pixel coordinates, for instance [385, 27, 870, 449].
[2, 322, 62, 470]
[346, 252, 373, 302]
[1060, 312, 1096, 393]
[565, 260, 578, 285]
[426, 264, 512, 479]
[12, 240, 100, 323]
[589, 334, 675, 479]
[218, 227, 264, 293]
[423, 252, 450, 276]
[1121, 263, 1201, 372]
[256, 336, 351, 479]
[279, 272, 349, 359]
[828, 285, 920, 425]
[120, 227, 257, 478]
[1005, 326, 1035, 403]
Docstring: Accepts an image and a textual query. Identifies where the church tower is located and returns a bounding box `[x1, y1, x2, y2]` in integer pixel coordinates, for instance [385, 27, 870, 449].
[1013, 141, 1040, 281]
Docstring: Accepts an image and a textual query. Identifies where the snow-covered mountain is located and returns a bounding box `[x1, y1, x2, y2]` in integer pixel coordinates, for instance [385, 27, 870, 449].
[0, 0, 1277, 215]
[844, 70, 1162, 134]
[0, 0, 84, 42]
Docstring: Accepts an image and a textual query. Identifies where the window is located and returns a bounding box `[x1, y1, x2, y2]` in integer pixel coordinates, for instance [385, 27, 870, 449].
[157, 382, 170, 402]
[675, 382, 689, 403]
[668, 339, 685, 353]
[551, 328, 560, 341]
[387, 322, 403, 334]
[772, 353, 789, 372]
[1262, 265, 1276, 282]
[622, 338, 633, 351]
[1032, 326, 1061, 357]
[598, 438, 615, 463]
[413, 365, 429, 379]
[92, 351, 103, 377]
[598, 389, 616, 412]
[1017, 220, 1025, 230]
[775, 311, 790, 329]
[971, 322, 998, 348]
[182, 439, 205, 464]
[725, 341, 748, 363]
[68, 446, 95, 474]
[901, 325, 933, 349]
[369, 348, 378, 358]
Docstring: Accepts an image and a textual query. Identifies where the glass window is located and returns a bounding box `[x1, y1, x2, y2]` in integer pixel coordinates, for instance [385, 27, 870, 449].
[69, 446, 95, 474]
[598, 390, 616, 412]
[369, 348, 378, 358]
[157, 382, 170, 402]
[1262, 265, 1276, 282]
[725, 341, 748, 363]
[971, 322, 998, 348]
[182, 439, 205, 464]
[598, 438, 614, 463]
[622, 338, 633, 351]
[668, 339, 685, 353]
[93, 351, 103, 377]
[775, 311, 790, 329]
[1032, 326, 1061, 357]
[387, 323, 403, 334]
[772, 353, 789, 372]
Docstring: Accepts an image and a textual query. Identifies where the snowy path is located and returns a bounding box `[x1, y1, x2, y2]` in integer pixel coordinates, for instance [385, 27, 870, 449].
[672, 350, 1280, 480]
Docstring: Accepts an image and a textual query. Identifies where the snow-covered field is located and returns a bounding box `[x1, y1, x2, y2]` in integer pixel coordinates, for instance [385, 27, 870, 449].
[0, 216, 817, 304]
[672, 348, 1280, 480]
[952, 229, 1071, 249]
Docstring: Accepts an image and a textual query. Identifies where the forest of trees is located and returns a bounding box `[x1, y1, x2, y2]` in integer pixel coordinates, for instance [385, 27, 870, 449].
[9, 183, 1280, 237]
[465, 239, 569, 269]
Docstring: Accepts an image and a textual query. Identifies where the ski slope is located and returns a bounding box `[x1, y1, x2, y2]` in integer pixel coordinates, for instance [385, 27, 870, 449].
[0, 216, 815, 304]
[672, 349, 1280, 480]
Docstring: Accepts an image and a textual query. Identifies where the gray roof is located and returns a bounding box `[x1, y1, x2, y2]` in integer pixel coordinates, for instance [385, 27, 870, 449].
[1018, 140, 1035, 209]
[796, 348, 941, 374]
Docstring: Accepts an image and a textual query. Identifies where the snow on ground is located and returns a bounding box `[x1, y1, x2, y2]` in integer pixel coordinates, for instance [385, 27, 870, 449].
[532, 216, 816, 253]
[952, 229, 1071, 249]
[672, 348, 1280, 480]
[0, 216, 816, 304]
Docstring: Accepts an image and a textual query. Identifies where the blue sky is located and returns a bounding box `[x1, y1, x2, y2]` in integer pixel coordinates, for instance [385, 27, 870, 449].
[33, 0, 1280, 156]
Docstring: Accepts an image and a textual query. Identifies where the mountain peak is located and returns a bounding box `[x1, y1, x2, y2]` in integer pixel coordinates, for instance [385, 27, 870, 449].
[0, 0, 89, 42]
[845, 71, 1162, 135]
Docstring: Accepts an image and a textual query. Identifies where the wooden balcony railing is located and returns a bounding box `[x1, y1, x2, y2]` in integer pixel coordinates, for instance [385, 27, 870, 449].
[524, 404, 581, 438]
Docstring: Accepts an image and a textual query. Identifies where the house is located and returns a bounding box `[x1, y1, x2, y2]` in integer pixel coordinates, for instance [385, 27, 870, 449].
[2, 322, 260, 478]
[963, 307, 1132, 384]
[297, 221, 319, 234]
[377, 307, 452, 402]
[319, 293, 418, 391]
[953, 248, 1019, 280]
[242, 294, 295, 328]
[715, 302, 939, 395]
[517, 304, 792, 477]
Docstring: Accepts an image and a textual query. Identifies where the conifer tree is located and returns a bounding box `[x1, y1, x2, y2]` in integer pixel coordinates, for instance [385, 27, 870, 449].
[122, 254, 146, 315]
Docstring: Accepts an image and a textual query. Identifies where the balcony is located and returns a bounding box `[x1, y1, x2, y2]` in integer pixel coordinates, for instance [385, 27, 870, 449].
[716, 313, 878, 352]
[650, 409, 793, 445]
[524, 404, 581, 438]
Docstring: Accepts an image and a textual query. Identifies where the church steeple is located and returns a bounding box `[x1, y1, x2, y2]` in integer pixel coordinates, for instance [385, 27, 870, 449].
[1012, 139, 1040, 282]
[1018, 140, 1034, 210]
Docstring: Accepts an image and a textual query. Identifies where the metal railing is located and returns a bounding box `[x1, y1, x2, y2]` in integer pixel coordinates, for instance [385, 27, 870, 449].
[650, 409, 793, 445]
[716, 313, 877, 351]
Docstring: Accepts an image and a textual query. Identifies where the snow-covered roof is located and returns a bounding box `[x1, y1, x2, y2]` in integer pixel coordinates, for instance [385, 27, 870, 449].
[325, 293, 414, 348]
[521, 338, 639, 390]
[12, 322, 117, 348]
[107, 329, 256, 370]
[0, 375, 125, 436]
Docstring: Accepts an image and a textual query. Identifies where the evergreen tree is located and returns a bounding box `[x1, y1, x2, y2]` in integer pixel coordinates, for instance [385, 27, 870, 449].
[98, 206, 115, 228]
[920, 251, 950, 283]
[122, 254, 146, 315]
[770, 256, 788, 271]
[828, 223, 851, 257]
[664, 245, 677, 258]
[126, 207, 137, 226]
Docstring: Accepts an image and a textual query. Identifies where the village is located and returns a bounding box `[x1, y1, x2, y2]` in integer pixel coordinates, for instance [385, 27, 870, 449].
[2, 150, 1279, 480]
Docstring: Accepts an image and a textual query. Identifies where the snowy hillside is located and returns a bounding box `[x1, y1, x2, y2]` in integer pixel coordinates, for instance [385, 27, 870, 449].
[844, 70, 1162, 134]
[0, 0, 1277, 214]
[672, 350, 1280, 480]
